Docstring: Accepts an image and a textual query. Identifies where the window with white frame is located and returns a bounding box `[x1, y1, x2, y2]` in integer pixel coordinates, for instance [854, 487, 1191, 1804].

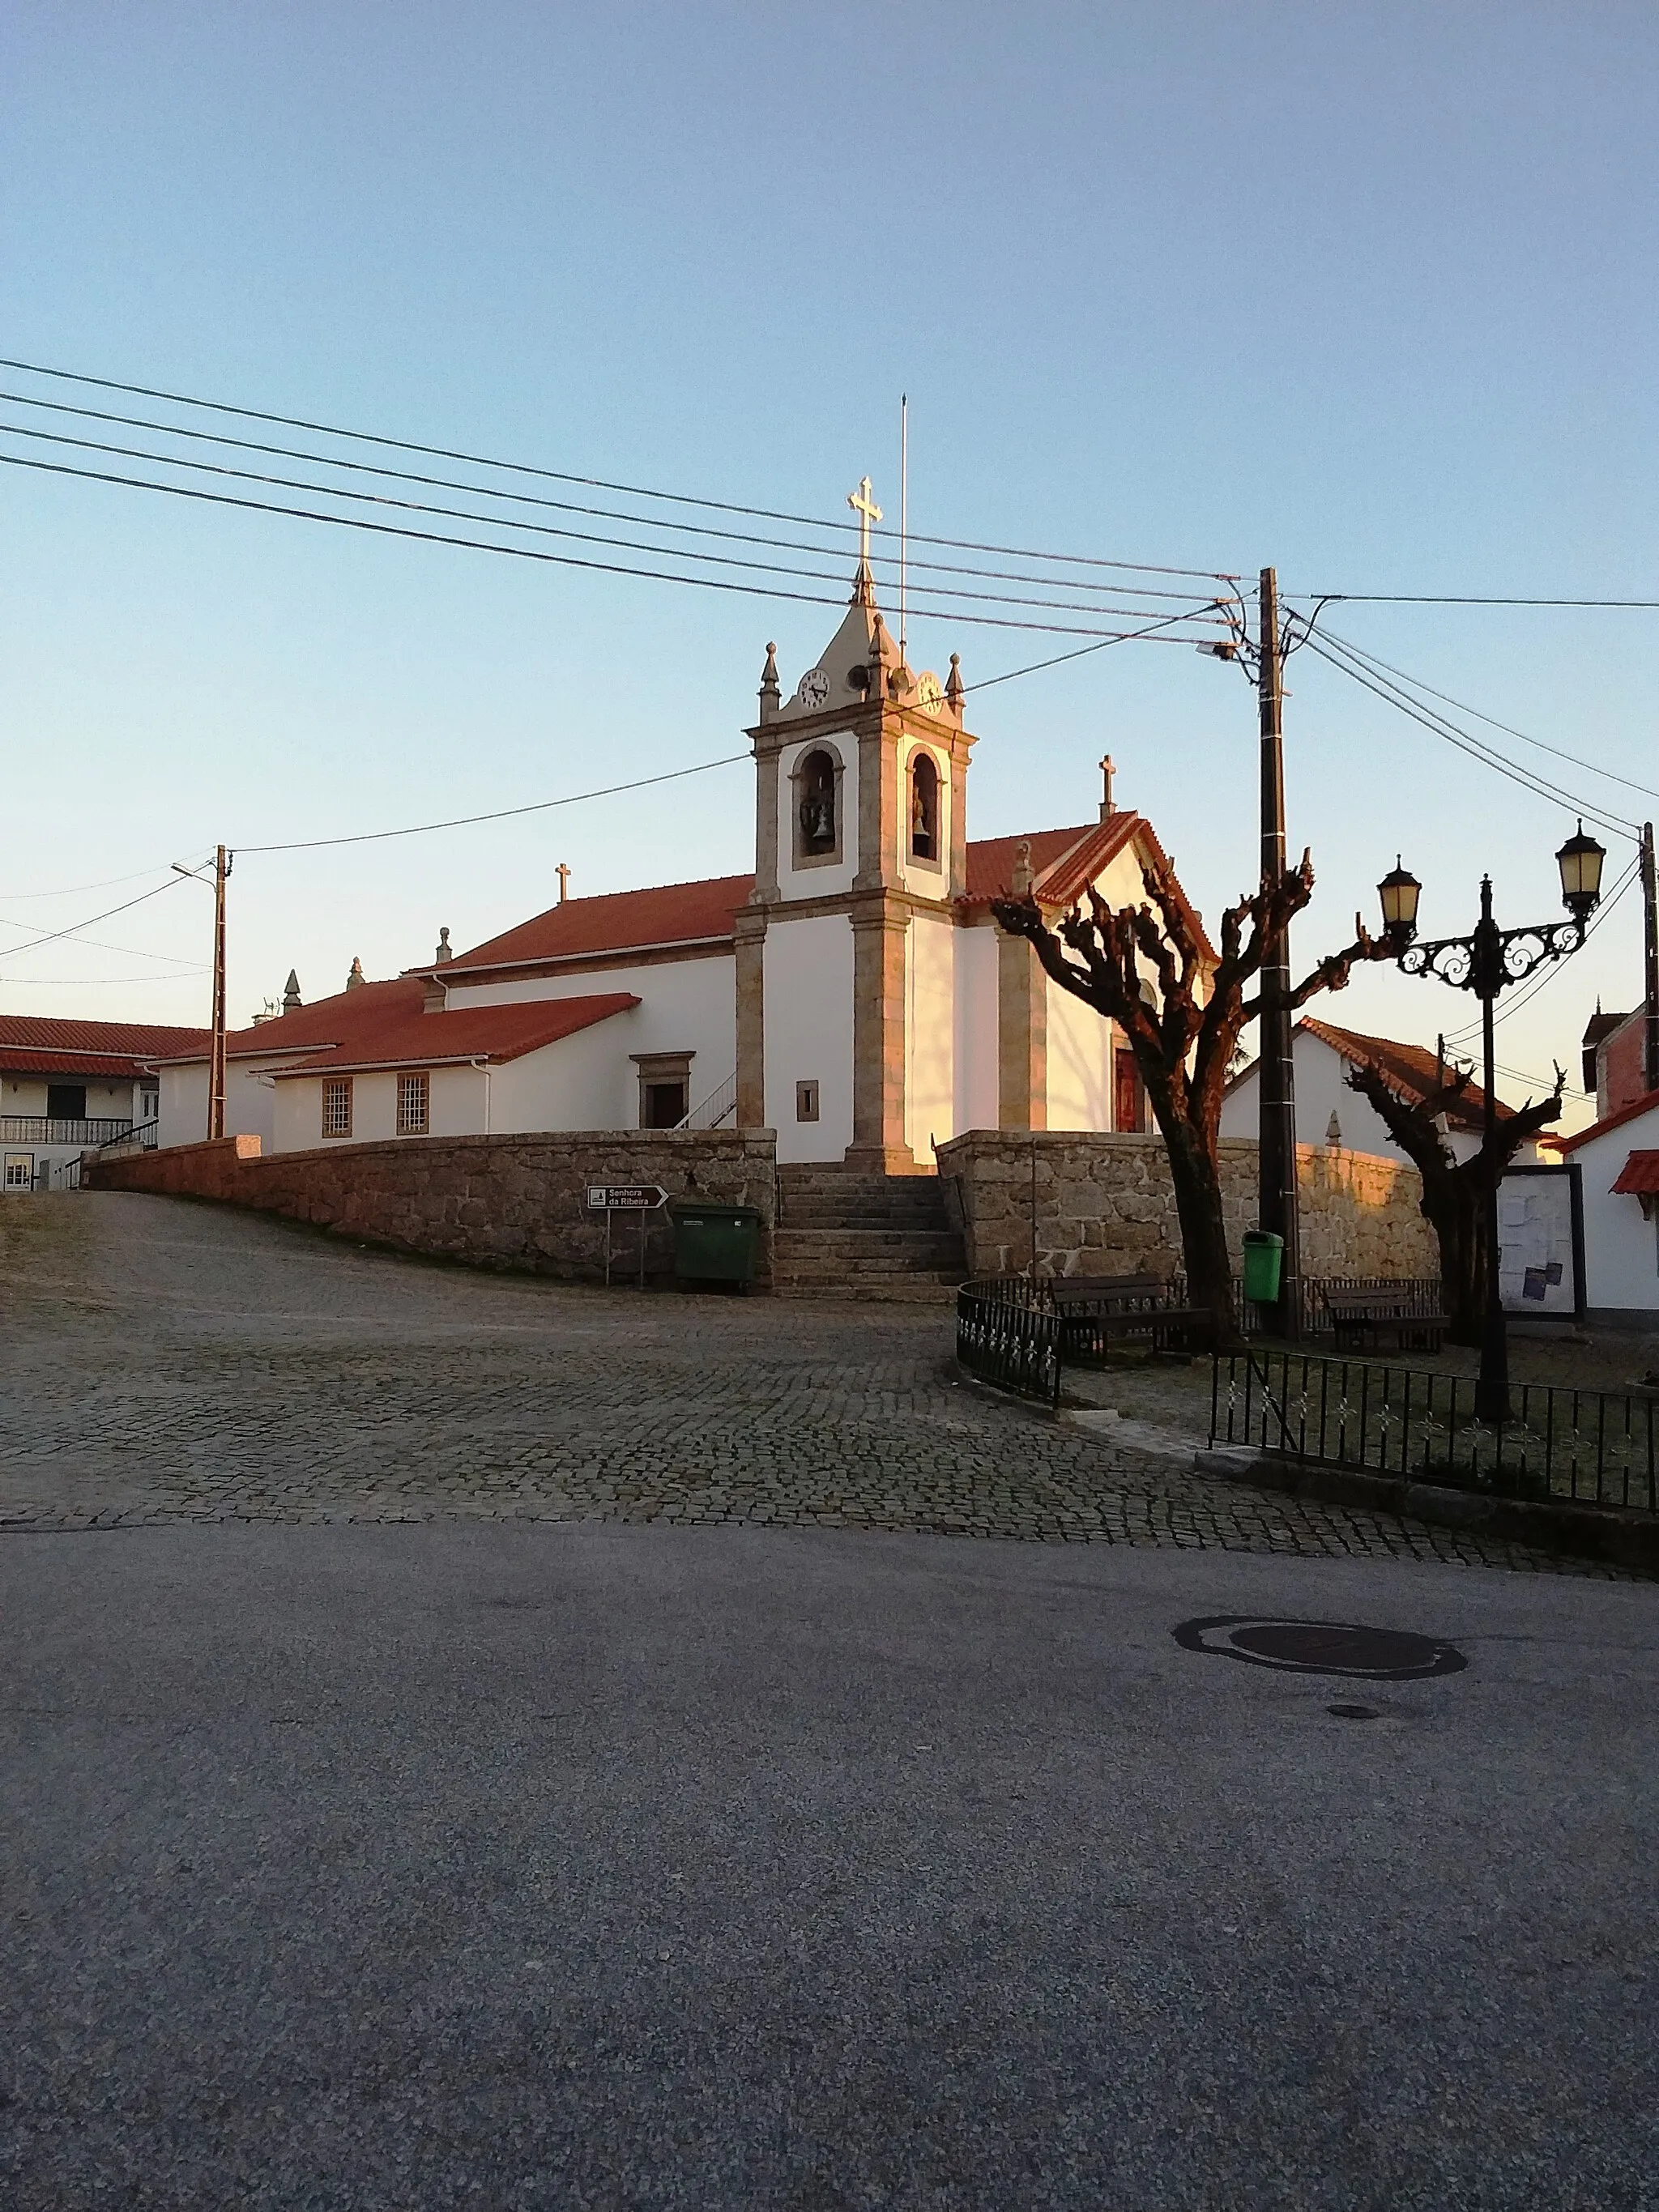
[4, 1154, 32, 1190]
[397, 1070, 430, 1136]
[321, 1077, 353, 1138]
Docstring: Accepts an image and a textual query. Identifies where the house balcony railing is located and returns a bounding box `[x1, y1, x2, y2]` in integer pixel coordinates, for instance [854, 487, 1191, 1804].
[0, 1115, 135, 1147]
[96, 1119, 159, 1156]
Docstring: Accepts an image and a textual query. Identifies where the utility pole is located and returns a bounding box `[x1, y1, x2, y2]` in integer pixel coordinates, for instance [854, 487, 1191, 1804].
[1256, 566, 1300, 1336]
[1643, 820, 1658, 1096]
[210, 844, 229, 1140]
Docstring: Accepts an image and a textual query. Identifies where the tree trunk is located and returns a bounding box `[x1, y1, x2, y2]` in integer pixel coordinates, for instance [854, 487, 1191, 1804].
[1162, 1119, 1240, 1350]
[1411, 1156, 1484, 1345]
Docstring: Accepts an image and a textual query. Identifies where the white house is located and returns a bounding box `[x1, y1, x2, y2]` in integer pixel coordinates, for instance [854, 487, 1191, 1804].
[1222, 1016, 1517, 1166]
[1553, 1090, 1659, 1319]
[156, 548, 1209, 1163]
[2, 1016, 203, 1193]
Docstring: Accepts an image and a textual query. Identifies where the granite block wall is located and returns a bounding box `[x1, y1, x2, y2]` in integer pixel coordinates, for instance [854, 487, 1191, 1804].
[936, 1130, 1435, 1282]
[87, 1130, 778, 1285]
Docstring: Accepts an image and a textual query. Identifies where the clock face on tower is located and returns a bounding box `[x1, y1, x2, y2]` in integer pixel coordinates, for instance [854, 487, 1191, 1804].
[796, 667, 830, 710]
[915, 671, 945, 716]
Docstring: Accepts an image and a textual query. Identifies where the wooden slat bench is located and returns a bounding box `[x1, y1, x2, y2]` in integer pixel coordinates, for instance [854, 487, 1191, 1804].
[1048, 1273, 1213, 1359]
[1320, 1283, 1448, 1355]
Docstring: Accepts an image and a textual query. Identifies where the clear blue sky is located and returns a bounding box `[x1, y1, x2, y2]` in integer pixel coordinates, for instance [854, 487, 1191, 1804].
[3, 2, 1655, 1125]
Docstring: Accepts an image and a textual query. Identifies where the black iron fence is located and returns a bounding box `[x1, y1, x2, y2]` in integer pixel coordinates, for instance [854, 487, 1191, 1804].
[1242, 1275, 1444, 1340]
[956, 1277, 1063, 1409]
[1211, 1348, 1659, 1515]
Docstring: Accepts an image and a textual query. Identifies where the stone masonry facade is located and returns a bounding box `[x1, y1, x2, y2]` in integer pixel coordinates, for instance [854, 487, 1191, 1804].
[87, 1129, 778, 1285]
[936, 1130, 1436, 1282]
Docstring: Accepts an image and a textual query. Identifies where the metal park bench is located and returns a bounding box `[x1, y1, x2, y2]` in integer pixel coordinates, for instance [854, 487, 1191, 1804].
[1048, 1272, 1213, 1360]
[1320, 1280, 1448, 1356]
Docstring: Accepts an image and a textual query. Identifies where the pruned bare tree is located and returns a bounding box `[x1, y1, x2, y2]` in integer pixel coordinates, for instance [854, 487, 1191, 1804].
[992, 850, 1386, 1346]
[1343, 1059, 1567, 1344]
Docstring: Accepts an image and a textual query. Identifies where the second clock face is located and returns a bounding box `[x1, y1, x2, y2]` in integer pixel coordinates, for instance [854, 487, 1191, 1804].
[797, 668, 830, 710]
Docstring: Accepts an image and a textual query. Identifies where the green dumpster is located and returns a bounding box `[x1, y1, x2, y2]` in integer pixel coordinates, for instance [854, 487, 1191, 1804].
[670, 1201, 763, 1288]
[1241, 1230, 1284, 1306]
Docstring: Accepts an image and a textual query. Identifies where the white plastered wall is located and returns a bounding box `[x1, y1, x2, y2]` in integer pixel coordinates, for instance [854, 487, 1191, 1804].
[777, 731, 859, 902]
[1221, 1032, 1485, 1164]
[905, 911, 956, 1161]
[1044, 978, 1115, 1132]
[764, 911, 854, 1161]
[443, 955, 736, 1125]
[2, 1074, 137, 1120]
[953, 922, 999, 1135]
[1572, 1110, 1659, 1311]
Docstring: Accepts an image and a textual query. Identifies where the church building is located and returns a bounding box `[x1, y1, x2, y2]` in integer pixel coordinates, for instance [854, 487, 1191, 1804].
[154, 534, 1206, 1161]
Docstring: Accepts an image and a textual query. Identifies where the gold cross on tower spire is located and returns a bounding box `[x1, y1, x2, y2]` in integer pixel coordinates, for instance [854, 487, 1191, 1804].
[847, 475, 882, 565]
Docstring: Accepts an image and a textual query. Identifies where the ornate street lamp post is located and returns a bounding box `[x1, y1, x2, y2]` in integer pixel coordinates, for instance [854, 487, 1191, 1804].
[1376, 825, 1606, 1424]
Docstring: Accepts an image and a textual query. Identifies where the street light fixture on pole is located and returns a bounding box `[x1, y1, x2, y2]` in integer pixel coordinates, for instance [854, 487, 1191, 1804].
[1374, 824, 1606, 1424]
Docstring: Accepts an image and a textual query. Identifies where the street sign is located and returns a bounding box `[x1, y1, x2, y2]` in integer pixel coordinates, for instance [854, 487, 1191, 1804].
[586, 1183, 668, 1211]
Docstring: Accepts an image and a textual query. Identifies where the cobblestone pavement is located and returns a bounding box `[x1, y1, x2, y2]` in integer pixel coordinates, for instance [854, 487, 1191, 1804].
[0, 1193, 1625, 1573]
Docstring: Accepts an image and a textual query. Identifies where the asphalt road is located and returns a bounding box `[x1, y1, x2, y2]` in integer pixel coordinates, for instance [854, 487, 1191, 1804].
[3, 1523, 1655, 2210]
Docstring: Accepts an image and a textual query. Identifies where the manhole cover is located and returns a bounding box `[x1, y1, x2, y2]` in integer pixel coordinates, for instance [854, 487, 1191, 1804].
[1172, 1616, 1467, 1681]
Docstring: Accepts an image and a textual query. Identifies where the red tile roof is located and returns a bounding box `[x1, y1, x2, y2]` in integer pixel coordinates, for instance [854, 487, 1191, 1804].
[1556, 1088, 1659, 1153]
[1611, 1149, 1659, 1196]
[1299, 1016, 1512, 1131]
[268, 992, 640, 1078]
[0, 1015, 212, 1079]
[141, 977, 429, 1066]
[436, 875, 757, 978]
[962, 814, 1217, 962]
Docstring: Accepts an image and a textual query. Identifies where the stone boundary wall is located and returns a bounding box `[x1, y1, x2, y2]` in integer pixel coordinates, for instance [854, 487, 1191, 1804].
[936, 1130, 1435, 1283]
[86, 1130, 778, 1285]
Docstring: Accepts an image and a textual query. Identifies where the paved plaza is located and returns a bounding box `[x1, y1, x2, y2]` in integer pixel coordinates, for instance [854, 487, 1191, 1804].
[0, 1193, 1630, 1569]
[4, 1196, 1657, 2206]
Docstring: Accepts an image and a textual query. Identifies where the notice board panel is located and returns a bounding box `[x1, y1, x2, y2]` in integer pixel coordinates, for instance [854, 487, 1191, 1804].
[1498, 1162, 1585, 1319]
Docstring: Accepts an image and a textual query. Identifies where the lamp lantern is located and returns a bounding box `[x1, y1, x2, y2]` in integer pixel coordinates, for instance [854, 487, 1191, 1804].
[1555, 822, 1606, 919]
[1377, 858, 1422, 944]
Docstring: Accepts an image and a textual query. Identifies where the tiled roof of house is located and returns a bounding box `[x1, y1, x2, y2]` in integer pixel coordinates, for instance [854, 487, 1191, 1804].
[1611, 1149, 1659, 1196]
[0, 1015, 213, 1079]
[1298, 1016, 1511, 1131]
[267, 991, 641, 1077]
[961, 813, 1217, 961]
[437, 875, 757, 978]
[141, 977, 429, 1066]
[1582, 1007, 1631, 1049]
[1555, 1088, 1659, 1154]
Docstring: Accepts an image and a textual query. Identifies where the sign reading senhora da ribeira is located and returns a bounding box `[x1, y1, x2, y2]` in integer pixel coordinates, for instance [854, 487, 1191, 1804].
[586, 1184, 668, 1212]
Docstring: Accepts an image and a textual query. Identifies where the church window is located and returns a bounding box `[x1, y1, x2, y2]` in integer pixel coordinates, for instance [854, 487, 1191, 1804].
[397, 1071, 430, 1136]
[322, 1077, 353, 1138]
[910, 752, 940, 863]
[797, 749, 838, 857]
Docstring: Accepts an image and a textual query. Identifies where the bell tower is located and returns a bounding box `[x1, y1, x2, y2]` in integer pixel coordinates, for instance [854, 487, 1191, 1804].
[739, 488, 975, 1168]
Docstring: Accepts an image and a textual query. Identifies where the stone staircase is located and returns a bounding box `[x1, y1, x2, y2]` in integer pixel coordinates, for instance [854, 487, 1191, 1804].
[771, 1165, 965, 1301]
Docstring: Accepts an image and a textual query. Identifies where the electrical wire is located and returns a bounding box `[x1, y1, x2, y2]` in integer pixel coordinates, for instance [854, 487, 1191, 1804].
[0, 872, 192, 960]
[1299, 631, 1640, 838]
[1297, 590, 1659, 610]
[0, 915, 203, 964]
[0, 388, 1217, 609]
[0, 970, 211, 985]
[0, 355, 1233, 582]
[0, 856, 213, 901]
[1314, 624, 1659, 807]
[0, 419, 1223, 628]
[0, 451, 1230, 645]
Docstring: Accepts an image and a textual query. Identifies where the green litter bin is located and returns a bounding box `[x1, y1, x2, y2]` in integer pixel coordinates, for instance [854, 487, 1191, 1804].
[1241, 1230, 1284, 1306]
[670, 1201, 763, 1289]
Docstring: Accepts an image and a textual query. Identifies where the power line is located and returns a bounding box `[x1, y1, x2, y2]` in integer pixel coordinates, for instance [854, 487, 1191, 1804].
[0, 855, 213, 901]
[0, 970, 211, 986]
[0, 420, 1222, 629]
[1297, 591, 1659, 610]
[238, 752, 752, 855]
[1, 872, 191, 959]
[0, 387, 1215, 609]
[0, 354, 1231, 582]
[0, 451, 1229, 645]
[1315, 624, 1659, 805]
[1299, 631, 1640, 838]
[0, 914, 203, 964]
